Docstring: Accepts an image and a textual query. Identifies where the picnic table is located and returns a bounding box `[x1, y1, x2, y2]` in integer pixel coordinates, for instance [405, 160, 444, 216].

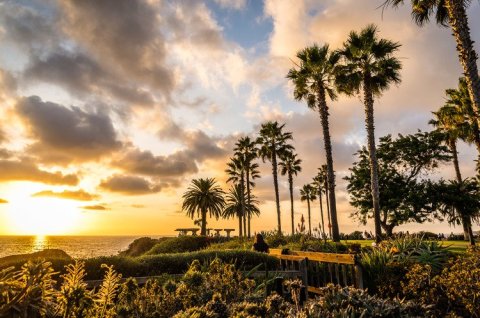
[224, 229, 235, 238]
[175, 228, 200, 236]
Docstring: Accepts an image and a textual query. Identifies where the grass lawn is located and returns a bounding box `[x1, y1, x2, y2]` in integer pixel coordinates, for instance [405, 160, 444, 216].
[341, 239, 473, 253]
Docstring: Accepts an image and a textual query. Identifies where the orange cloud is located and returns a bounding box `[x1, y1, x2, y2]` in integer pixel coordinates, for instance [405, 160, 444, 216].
[32, 189, 99, 201]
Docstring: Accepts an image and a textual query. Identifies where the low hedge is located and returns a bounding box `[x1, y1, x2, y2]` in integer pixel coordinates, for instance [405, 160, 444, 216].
[146, 236, 228, 255]
[0, 250, 278, 280]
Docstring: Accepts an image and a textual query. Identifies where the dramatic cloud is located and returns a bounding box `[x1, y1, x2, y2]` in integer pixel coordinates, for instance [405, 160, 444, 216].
[24, 51, 156, 107]
[32, 190, 99, 201]
[16, 96, 121, 163]
[99, 175, 161, 195]
[0, 159, 78, 185]
[0, 2, 59, 54]
[81, 204, 109, 211]
[59, 0, 174, 97]
[113, 147, 198, 178]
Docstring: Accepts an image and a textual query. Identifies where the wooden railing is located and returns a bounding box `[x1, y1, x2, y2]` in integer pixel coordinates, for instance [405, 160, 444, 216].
[269, 249, 363, 295]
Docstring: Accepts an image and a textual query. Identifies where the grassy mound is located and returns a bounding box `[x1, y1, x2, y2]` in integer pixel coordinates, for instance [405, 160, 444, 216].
[119, 237, 163, 257]
[0, 249, 72, 268]
[146, 236, 228, 255]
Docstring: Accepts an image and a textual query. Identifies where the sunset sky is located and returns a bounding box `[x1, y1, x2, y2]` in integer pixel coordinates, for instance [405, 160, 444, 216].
[0, 0, 479, 236]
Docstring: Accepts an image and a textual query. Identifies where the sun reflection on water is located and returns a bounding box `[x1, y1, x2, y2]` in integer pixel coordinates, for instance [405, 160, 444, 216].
[32, 235, 48, 253]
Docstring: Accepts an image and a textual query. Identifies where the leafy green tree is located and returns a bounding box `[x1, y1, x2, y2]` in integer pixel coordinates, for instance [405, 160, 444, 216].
[432, 178, 480, 245]
[257, 121, 294, 233]
[182, 178, 226, 236]
[223, 184, 260, 237]
[300, 184, 317, 235]
[345, 131, 450, 237]
[336, 24, 402, 242]
[287, 44, 341, 241]
[234, 136, 261, 237]
[279, 151, 302, 235]
[383, 0, 480, 126]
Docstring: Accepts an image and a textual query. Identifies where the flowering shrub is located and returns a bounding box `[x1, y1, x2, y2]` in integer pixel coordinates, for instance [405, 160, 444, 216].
[402, 248, 480, 317]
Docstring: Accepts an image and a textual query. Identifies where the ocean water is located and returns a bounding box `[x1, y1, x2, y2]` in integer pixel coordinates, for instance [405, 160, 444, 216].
[0, 235, 161, 259]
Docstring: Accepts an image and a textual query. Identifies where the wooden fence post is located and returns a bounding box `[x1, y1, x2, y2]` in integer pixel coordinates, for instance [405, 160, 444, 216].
[354, 263, 364, 289]
[299, 258, 309, 300]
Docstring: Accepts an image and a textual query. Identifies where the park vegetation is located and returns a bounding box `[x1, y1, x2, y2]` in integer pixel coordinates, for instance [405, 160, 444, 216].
[3, 3, 480, 317]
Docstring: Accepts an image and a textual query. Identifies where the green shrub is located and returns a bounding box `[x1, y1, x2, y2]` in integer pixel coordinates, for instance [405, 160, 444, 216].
[205, 237, 251, 251]
[401, 248, 480, 317]
[119, 237, 162, 257]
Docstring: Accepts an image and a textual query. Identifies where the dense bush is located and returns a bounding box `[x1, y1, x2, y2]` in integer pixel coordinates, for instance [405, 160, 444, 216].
[360, 236, 450, 296]
[401, 248, 480, 317]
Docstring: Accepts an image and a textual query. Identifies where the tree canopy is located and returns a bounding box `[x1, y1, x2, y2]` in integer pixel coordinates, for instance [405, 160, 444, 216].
[345, 131, 451, 236]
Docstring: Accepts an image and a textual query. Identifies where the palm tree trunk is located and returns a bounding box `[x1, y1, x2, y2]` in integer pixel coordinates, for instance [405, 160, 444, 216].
[319, 190, 326, 240]
[445, 0, 480, 121]
[238, 216, 243, 237]
[325, 181, 332, 239]
[246, 168, 252, 238]
[272, 149, 282, 234]
[289, 172, 295, 235]
[201, 208, 207, 236]
[450, 140, 475, 245]
[450, 140, 463, 183]
[318, 87, 340, 242]
[363, 76, 382, 243]
[307, 198, 311, 235]
[241, 173, 247, 238]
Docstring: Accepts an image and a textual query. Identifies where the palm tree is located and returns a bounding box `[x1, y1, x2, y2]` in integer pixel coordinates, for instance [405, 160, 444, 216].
[182, 178, 225, 236]
[430, 79, 477, 245]
[225, 156, 246, 237]
[336, 25, 402, 243]
[224, 184, 260, 237]
[234, 137, 261, 237]
[287, 44, 341, 242]
[313, 166, 328, 239]
[257, 121, 294, 234]
[383, 0, 480, 126]
[444, 78, 480, 157]
[279, 151, 302, 235]
[300, 184, 317, 235]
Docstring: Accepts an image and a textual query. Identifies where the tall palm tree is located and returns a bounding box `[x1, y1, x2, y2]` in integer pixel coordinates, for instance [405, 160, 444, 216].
[224, 184, 260, 237]
[287, 44, 341, 242]
[257, 121, 294, 234]
[182, 178, 225, 236]
[234, 136, 261, 237]
[336, 25, 402, 243]
[313, 166, 328, 239]
[279, 151, 302, 235]
[300, 184, 317, 235]
[383, 0, 480, 125]
[225, 156, 246, 237]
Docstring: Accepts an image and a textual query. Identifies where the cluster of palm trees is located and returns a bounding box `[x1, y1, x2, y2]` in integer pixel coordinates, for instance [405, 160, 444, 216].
[182, 122, 310, 238]
[183, 0, 480, 242]
[287, 25, 401, 243]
